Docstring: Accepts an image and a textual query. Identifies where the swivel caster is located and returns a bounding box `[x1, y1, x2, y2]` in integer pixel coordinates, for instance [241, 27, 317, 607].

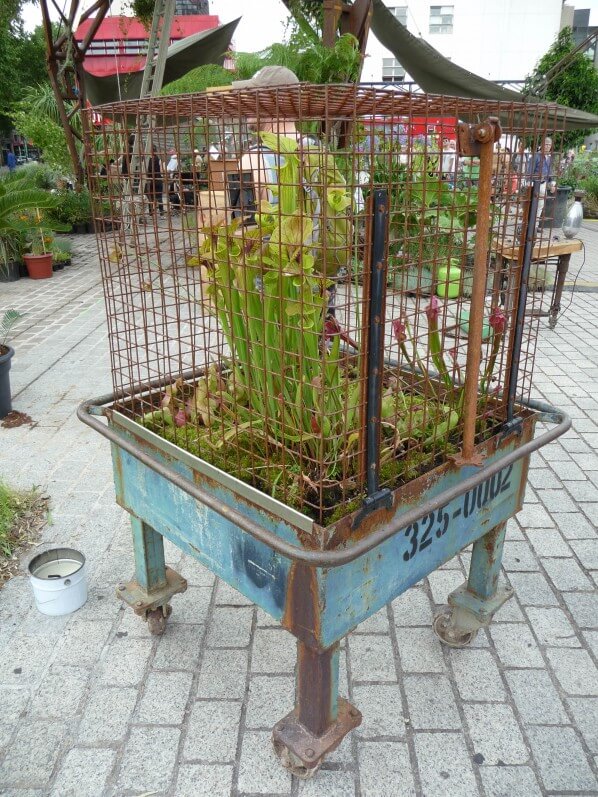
[272, 738, 322, 779]
[433, 607, 476, 648]
[146, 604, 172, 635]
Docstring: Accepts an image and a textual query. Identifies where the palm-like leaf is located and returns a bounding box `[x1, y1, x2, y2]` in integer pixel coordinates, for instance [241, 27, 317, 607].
[1, 310, 24, 348]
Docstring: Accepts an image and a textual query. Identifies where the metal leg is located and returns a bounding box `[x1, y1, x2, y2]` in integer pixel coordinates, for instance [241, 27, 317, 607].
[272, 640, 361, 777]
[548, 253, 570, 329]
[117, 516, 187, 635]
[434, 522, 512, 647]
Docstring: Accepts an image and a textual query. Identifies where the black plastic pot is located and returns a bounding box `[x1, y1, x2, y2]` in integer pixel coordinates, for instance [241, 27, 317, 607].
[73, 223, 87, 234]
[0, 261, 21, 282]
[0, 345, 15, 419]
[541, 185, 572, 230]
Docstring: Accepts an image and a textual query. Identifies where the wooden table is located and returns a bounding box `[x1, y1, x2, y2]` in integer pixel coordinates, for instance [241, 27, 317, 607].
[492, 236, 583, 329]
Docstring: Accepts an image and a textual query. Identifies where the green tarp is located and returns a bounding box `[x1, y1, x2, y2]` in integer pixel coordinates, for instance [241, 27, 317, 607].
[82, 18, 240, 107]
[370, 0, 598, 130]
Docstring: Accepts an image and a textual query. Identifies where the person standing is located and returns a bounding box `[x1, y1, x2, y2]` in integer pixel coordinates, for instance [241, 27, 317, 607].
[531, 137, 555, 228]
[145, 146, 163, 217]
[6, 151, 16, 173]
[512, 141, 529, 192]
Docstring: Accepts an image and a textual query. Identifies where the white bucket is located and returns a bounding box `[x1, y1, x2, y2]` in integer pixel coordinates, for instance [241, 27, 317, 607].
[28, 548, 88, 616]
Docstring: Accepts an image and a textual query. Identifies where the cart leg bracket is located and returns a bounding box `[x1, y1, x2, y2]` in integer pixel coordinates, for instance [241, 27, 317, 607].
[434, 583, 513, 647]
[272, 697, 361, 776]
[116, 566, 187, 616]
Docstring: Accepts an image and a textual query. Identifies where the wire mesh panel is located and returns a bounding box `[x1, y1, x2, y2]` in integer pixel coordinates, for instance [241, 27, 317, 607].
[83, 84, 566, 525]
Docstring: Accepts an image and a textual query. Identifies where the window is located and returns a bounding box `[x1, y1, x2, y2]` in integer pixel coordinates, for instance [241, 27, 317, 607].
[389, 6, 408, 26]
[382, 57, 405, 83]
[429, 5, 453, 34]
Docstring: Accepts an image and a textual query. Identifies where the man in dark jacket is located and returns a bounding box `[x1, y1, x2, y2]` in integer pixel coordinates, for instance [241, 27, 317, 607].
[145, 146, 163, 217]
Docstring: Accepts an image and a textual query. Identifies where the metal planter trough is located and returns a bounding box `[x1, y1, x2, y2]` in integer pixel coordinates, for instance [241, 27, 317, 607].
[80, 84, 569, 776]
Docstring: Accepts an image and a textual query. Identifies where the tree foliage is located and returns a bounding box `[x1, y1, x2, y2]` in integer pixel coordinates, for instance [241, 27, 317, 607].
[524, 27, 598, 146]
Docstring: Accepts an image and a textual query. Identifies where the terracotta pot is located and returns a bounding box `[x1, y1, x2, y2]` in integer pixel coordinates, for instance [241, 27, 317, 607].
[23, 253, 53, 279]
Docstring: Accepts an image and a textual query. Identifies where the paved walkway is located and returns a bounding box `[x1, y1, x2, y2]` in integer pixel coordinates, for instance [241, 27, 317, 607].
[0, 229, 597, 797]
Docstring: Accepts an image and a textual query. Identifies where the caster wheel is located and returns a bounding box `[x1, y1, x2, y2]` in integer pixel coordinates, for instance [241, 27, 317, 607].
[272, 739, 321, 779]
[433, 608, 476, 648]
[146, 604, 172, 636]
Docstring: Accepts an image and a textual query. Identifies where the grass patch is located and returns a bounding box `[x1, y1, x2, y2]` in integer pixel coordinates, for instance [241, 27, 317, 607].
[0, 481, 49, 587]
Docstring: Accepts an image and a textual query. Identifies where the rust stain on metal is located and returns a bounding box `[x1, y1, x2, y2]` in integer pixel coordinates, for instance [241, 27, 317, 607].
[282, 563, 321, 647]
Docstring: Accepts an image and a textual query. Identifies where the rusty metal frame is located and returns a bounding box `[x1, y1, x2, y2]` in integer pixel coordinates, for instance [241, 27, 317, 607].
[78, 393, 570, 568]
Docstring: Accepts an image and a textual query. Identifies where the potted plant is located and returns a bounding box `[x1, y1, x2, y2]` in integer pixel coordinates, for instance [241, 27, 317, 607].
[23, 211, 54, 279]
[51, 237, 72, 270]
[0, 177, 59, 281]
[0, 310, 23, 419]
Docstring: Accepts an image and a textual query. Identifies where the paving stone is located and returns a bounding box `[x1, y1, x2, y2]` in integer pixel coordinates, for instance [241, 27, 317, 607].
[28, 666, 89, 719]
[526, 726, 597, 792]
[549, 460, 586, 480]
[77, 686, 137, 744]
[358, 741, 415, 797]
[541, 557, 594, 591]
[206, 606, 254, 648]
[182, 700, 242, 761]
[480, 765, 542, 797]
[426, 569, 464, 605]
[584, 629, 598, 658]
[136, 669, 193, 725]
[117, 725, 180, 792]
[404, 674, 461, 730]
[464, 703, 529, 765]
[524, 606, 580, 647]
[0, 635, 56, 685]
[414, 732, 479, 797]
[528, 469, 562, 490]
[196, 649, 249, 699]
[237, 730, 292, 794]
[251, 628, 296, 674]
[564, 479, 598, 502]
[349, 634, 397, 682]
[507, 571, 558, 606]
[353, 684, 405, 738]
[553, 512, 597, 539]
[215, 579, 254, 606]
[153, 623, 202, 671]
[391, 588, 433, 626]
[50, 747, 115, 797]
[355, 607, 390, 633]
[546, 648, 598, 695]
[170, 585, 213, 625]
[566, 697, 598, 754]
[489, 623, 545, 668]
[0, 721, 67, 788]
[505, 668, 568, 724]
[449, 649, 506, 702]
[563, 592, 598, 628]
[177, 555, 217, 586]
[0, 688, 31, 723]
[515, 504, 555, 528]
[569, 538, 598, 569]
[175, 763, 234, 796]
[52, 621, 112, 668]
[299, 769, 357, 796]
[245, 675, 293, 729]
[525, 528, 572, 557]
[502, 540, 539, 572]
[97, 635, 153, 686]
[537, 489, 578, 513]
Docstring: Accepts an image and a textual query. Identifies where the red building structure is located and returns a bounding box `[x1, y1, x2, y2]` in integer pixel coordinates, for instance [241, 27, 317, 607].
[74, 13, 220, 78]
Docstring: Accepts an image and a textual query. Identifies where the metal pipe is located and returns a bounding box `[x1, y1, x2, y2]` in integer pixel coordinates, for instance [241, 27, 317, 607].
[507, 179, 540, 422]
[459, 121, 497, 462]
[78, 395, 570, 569]
[366, 189, 389, 496]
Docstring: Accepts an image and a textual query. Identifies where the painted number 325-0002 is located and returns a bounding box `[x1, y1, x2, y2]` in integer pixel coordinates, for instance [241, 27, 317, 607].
[402, 464, 514, 562]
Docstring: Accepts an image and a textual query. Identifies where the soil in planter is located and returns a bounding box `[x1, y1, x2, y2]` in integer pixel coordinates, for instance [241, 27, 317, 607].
[139, 370, 497, 525]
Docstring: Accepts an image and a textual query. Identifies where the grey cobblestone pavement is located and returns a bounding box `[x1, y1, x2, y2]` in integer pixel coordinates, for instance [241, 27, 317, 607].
[0, 227, 597, 796]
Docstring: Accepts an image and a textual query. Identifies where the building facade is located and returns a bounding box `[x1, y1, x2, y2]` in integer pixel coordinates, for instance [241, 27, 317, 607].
[363, 0, 566, 85]
[74, 2, 219, 78]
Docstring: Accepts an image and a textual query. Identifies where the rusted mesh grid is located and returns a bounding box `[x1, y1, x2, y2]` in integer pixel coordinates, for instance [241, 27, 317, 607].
[83, 84, 566, 525]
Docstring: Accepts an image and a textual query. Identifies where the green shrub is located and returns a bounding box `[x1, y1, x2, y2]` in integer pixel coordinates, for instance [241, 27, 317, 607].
[0, 482, 20, 557]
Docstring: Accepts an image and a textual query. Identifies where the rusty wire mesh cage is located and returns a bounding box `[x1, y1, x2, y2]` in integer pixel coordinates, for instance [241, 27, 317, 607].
[83, 84, 566, 525]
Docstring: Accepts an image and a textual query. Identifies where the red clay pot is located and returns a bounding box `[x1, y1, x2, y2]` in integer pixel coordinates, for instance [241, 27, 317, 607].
[23, 253, 53, 279]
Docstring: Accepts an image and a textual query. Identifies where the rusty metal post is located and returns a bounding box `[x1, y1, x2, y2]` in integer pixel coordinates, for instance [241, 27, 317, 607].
[457, 118, 501, 465]
[322, 0, 344, 47]
[296, 642, 340, 737]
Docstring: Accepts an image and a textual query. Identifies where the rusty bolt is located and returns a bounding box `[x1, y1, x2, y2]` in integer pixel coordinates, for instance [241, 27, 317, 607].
[349, 708, 359, 717]
[305, 748, 315, 759]
[118, 584, 126, 591]
[136, 600, 143, 607]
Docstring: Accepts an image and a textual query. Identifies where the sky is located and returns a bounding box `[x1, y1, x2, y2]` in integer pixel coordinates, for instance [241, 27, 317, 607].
[21, 0, 290, 51]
